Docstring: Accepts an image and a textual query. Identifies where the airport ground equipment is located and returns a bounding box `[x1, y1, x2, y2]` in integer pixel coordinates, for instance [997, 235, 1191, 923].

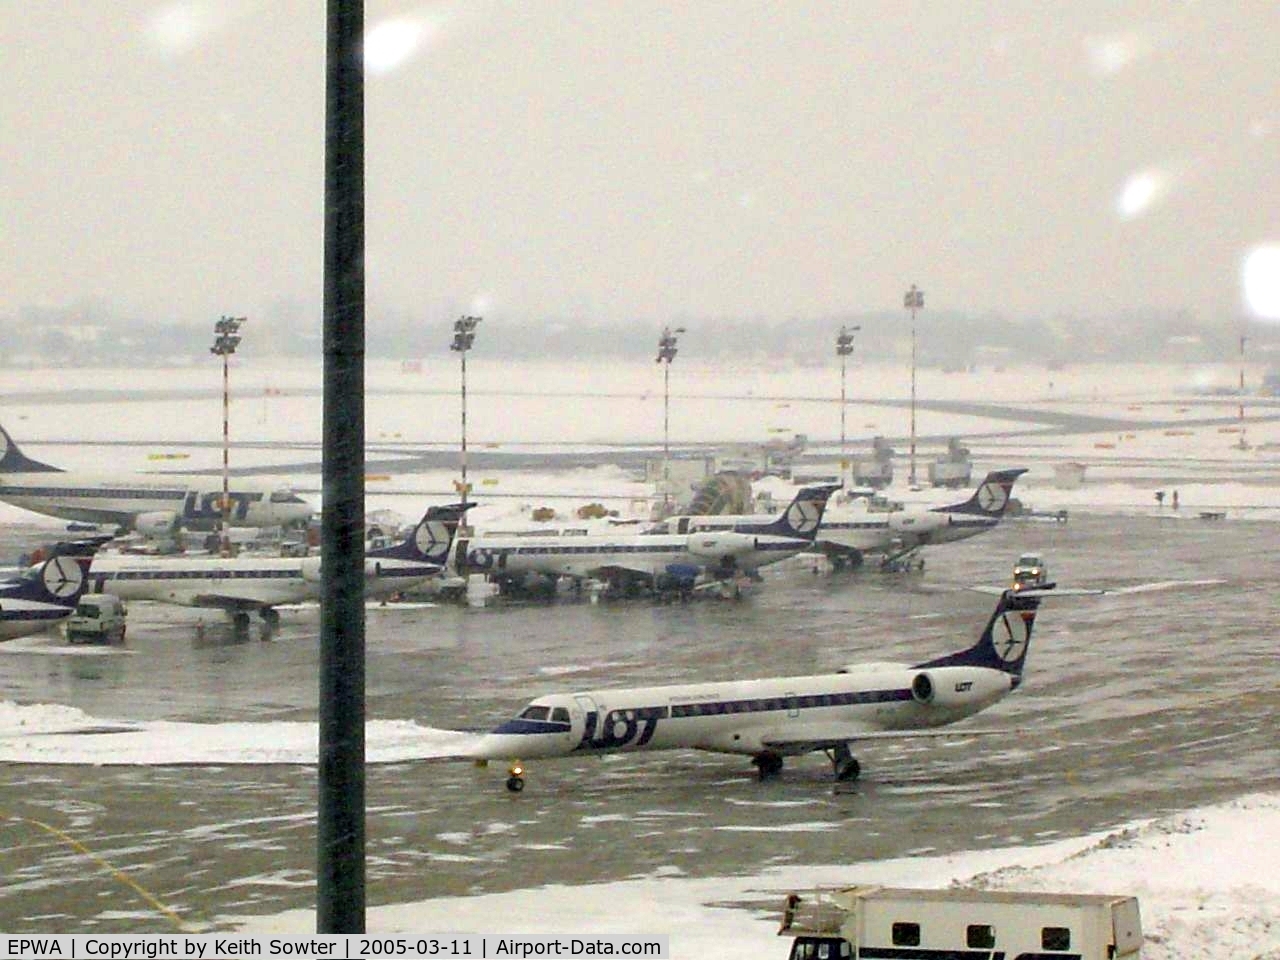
[778, 884, 1142, 959]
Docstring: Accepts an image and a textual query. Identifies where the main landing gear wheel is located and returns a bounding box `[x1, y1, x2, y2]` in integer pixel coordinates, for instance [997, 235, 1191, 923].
[232, 611, 251, 636]
[505, 761, 525, 793]
[752, 753, 784, 780]
[259, 607, 280, 640]
[830, 743, 861, 782]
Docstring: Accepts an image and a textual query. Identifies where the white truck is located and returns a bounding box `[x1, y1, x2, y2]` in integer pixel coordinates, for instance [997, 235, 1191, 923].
[778, 884, 1142, 959]
[65, 594, 128, 644]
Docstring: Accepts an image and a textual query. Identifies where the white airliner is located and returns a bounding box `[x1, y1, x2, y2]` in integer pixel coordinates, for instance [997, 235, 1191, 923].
[458, 484, 840, 596]
[814, 468, 1027, 569]
[86, 503, 469, 632]
[0, 423, 313, 535]
[470, 583, 1054, 791]
[0, 555, 93, 641]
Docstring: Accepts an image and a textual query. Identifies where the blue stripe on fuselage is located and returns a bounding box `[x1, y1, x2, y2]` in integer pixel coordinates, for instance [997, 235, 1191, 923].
[491, 718, 573, 735]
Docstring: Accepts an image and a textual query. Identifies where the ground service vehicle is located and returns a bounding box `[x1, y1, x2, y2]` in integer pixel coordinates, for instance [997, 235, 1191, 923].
[1012, 552, 1049, 590]
[778, 884, 1142, 959]
[65, 594, 127, 644]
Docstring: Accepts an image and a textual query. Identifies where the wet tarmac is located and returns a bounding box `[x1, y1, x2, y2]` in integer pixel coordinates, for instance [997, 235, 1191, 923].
[1, 513, 1277, 932]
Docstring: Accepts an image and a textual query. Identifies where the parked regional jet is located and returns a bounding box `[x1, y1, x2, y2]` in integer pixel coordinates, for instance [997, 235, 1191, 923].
[470, 583, 1053, 790]
[0, 424, 313, 535]
[815, 468, 1027, 569]
[0, 555, 93, 641]
[458, 484, 840, 596]
[87, 503, 470, 632]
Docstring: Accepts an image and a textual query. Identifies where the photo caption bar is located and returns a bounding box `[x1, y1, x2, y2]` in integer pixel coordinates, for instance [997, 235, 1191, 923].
[2, 936, 669, 959]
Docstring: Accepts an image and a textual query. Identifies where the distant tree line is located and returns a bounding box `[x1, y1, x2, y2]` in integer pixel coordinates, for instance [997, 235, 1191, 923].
[0, 299, 1271, 369]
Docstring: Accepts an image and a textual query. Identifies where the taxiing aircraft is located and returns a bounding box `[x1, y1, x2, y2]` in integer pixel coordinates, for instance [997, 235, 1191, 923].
[815, 468, 1027, 569]
[458, 484, 840, 596]
[0, 423, 313, 536]
[86, 503, 470, 632]
[470, 583, 1053, 790]
[0, 555, 93, 641]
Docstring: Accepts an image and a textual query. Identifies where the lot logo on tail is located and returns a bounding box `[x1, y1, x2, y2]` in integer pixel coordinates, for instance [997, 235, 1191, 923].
[417, 518, 451, 557]
[992, 610, 1031, 662]
[41, 557, 85, 600]
[785, 498, 821, 535]
[977, 479, 1010, 514]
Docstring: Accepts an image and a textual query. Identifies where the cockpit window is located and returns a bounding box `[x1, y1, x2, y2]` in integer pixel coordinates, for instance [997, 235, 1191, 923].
[271, 490, 307, 504]
[519, 705, 551, 721]
[551, 707, 570, 723]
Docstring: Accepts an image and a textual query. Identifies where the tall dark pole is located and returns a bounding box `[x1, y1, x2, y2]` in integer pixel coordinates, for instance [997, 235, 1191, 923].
[319, 0, 365, 933]
[904, 285, 924, 487]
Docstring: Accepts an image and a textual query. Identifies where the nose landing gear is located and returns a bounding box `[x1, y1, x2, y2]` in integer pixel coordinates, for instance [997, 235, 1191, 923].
[505, 761, 525, 792]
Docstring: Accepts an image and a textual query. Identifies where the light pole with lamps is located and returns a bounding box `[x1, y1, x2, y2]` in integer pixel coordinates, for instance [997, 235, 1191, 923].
[451, 315, 481, 526]
[904, 285, 924, 486]
[836, 325, 860, 477]
[655, 326, 685, 509]
[210, 315, 245, 556]
[1237, 333, 1249, 449]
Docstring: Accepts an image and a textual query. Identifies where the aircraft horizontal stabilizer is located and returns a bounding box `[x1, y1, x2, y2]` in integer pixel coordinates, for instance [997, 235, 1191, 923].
[970, 581, 1214, 598]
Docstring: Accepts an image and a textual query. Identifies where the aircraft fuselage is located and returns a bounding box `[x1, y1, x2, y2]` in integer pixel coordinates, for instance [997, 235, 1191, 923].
[0, 472, 312, 530]
[474, 664, 1014, 762]
[87, 553, 439, 610]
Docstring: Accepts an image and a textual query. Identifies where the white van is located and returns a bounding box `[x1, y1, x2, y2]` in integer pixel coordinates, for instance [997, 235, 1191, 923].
[65, 594, 127, 644]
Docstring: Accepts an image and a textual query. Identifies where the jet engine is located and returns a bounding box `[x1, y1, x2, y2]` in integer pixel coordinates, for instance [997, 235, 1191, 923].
[910, 667, 1010, 708]
[133, 511, 181, 538]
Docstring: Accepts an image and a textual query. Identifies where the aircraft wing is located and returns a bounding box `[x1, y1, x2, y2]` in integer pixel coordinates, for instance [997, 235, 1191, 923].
[759, 722, 1005, 756]
[192, 594, 272, 613]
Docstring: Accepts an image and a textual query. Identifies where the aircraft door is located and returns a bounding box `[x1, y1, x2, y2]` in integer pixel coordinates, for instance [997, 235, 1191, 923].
[571, 694, 598, 749]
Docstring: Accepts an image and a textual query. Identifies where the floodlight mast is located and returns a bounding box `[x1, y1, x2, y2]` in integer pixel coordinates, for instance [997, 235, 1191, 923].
[1235, 333, 1251, 450]
[210, 315, 246, 556]
[655, 326, 685, 509]
[451, 315, 481, 525]
[836, 325, 860, 475]
[903, 285, 924, 486]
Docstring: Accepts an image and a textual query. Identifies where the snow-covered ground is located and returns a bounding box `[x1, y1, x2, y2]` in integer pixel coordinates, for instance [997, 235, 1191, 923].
[2, 359, 1278, 953]
[3, 698, 1278, 955]
[229, 792, 1280, 959]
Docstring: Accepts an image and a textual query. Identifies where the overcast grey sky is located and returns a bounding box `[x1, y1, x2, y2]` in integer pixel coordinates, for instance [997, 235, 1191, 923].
[2, 2, 1277, 328]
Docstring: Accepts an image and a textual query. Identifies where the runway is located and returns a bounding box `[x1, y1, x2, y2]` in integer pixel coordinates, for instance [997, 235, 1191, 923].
[1, 512, 1276, 932]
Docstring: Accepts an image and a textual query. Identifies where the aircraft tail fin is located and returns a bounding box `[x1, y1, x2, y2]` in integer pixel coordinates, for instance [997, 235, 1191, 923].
[744, 483, 841, 541]
[13, 556, 91, 606]
[369, 502, 475, 565]
[0, 424, 63, 473]
[933, 468, 1026, 518]
[914, 583, 1054, 677]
